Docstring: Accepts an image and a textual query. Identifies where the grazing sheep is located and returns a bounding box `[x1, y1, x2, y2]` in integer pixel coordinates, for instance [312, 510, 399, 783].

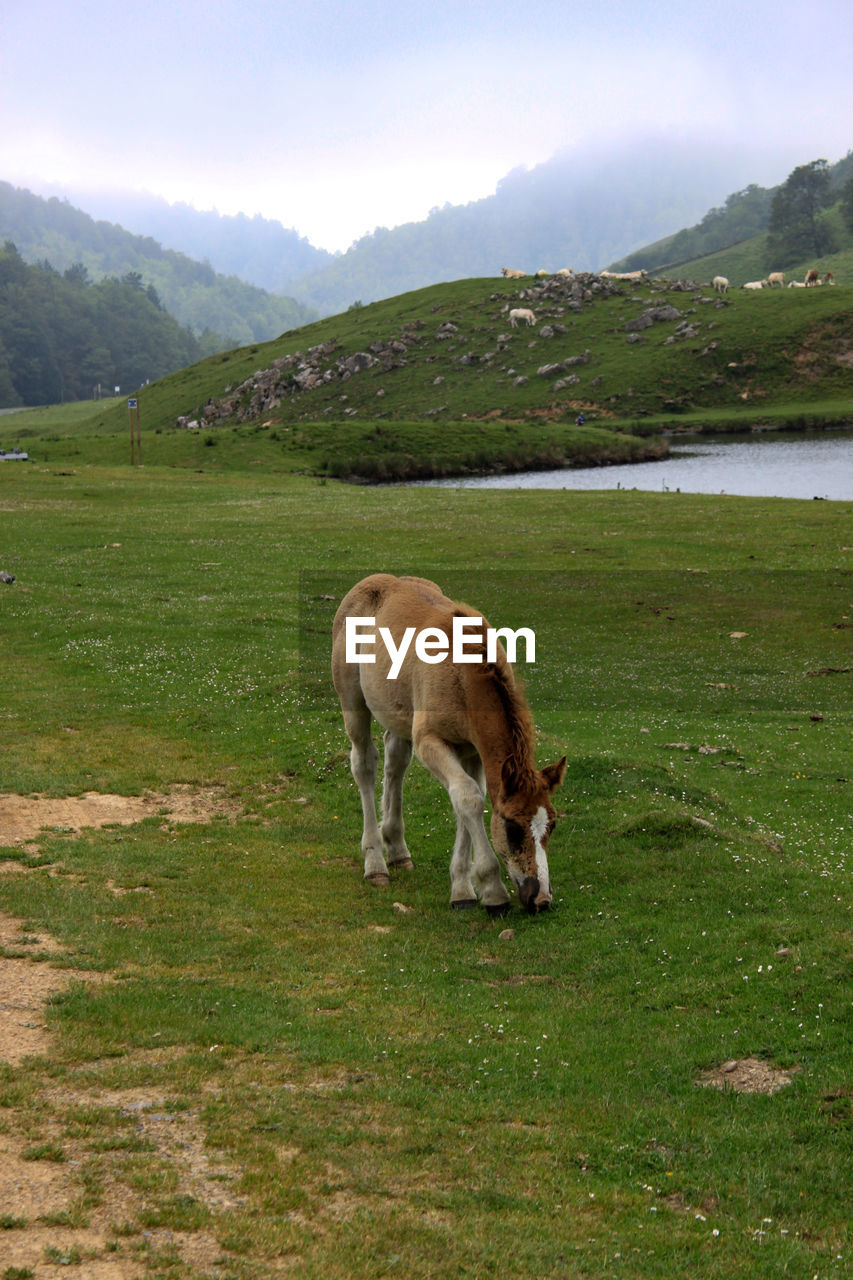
[766, 272, 785, 288]
[554, 268, 574, 277]
[501, 267, 526, 279]
[535, 268, 549, 278]
[805, 268, 820, 286]
[743, 280, 767, 290]
[600, 269, 648, 281]
[712, 275, 729, 294]
[508, 308, 536, 328]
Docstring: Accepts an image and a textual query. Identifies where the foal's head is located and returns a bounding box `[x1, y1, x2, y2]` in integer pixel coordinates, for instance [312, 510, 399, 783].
[491, 755, 566, 912]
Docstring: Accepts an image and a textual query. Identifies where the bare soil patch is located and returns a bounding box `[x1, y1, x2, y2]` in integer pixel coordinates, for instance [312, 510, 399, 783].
[0, 784, 242, 850]
[0, 913, 112, 1066]
[697, 1056, 800, 1094]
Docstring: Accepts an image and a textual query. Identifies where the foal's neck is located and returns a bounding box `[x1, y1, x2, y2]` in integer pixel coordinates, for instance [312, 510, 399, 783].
[472, 669, 535, 801]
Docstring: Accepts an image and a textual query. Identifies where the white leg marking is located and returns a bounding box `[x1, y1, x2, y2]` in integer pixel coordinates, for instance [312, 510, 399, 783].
[530, 806, 550, 894]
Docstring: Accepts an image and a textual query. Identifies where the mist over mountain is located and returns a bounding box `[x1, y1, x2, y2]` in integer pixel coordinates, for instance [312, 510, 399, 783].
[284, 137, 781, 313]
[69, 192, 335, 293]
[40, 136, 800, 318]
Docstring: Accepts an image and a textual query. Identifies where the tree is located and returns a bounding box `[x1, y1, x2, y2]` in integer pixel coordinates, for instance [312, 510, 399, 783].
[840, 174, 853, 235]
[64, 261, 90, 286]
[766, 160, 835, 265]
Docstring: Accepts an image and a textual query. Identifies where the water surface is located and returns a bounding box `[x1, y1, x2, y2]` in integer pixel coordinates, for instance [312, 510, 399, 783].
[422, 430, 853, 500]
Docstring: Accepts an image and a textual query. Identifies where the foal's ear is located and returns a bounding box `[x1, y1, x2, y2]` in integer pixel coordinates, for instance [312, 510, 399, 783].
[541, 756, 567, 792]
[500, 755, 525, 797]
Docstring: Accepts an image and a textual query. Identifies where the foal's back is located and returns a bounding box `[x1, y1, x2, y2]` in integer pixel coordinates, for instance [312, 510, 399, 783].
[331, 573, 493, 738]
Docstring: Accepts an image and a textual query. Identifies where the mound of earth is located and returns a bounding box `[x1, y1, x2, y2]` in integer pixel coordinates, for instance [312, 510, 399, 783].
[698, 1057, 799, 1094]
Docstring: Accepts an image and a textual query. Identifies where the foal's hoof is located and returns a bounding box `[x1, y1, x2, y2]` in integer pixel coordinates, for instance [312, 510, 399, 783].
[451, 899, 478, 911]
[486, 902, 511, 919]
[365, 872, 390, 888]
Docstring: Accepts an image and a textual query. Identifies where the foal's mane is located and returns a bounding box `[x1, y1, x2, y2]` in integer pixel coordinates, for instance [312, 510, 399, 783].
[480, 657, 537, 777]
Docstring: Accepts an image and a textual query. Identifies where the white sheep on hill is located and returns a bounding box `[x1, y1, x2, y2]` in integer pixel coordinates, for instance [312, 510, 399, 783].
[508, 308, 536, 328]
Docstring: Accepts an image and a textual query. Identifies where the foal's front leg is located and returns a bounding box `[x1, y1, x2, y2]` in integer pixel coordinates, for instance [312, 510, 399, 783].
[415, 731, 511, 912]
[448, 754, 486, 908]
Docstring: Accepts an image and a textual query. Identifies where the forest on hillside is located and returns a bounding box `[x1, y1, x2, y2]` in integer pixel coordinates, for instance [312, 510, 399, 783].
[0, 183, 317, 347]
[0, 242, 202, 407]
[612, 153, 853, 273]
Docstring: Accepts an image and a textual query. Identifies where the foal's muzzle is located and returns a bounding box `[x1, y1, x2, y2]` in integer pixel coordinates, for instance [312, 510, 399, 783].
[518, 876, 551, 913]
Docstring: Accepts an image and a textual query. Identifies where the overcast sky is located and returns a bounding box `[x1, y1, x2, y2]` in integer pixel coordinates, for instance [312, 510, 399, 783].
[3, 0, 851, 251]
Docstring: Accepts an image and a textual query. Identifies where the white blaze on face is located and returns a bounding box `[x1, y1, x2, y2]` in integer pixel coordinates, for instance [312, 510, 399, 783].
[530, 806, 550, 894]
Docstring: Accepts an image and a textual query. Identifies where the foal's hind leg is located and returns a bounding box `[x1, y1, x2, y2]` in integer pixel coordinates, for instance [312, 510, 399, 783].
[341, 701, 390, 885]
[381, 730, 415, 870]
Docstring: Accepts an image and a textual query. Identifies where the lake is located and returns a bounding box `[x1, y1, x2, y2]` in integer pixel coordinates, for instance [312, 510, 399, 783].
[422, 430, 853, 500]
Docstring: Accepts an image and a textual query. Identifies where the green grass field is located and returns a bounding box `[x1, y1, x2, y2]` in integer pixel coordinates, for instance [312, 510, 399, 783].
[0, 443, 851, 1277]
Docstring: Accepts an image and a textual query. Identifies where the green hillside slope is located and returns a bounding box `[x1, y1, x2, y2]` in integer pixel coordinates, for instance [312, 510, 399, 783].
[88, 271, 853, 423]
[609, 153, 853, 280]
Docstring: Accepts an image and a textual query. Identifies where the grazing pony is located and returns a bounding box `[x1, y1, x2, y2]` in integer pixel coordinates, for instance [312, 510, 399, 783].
[332, 574, 566, 914]
[805, 268, 820, 286]
[508, 307, 536, 328]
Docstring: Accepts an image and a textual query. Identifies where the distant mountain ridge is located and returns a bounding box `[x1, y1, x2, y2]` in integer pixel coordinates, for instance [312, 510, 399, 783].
[287, 143, 853, 315]
[0, 182, 317, 348]
[284, 139, 776, 314]
[68, 191, 335, 293]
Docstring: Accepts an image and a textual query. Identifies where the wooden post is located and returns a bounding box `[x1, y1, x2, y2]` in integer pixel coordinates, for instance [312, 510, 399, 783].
[128, 398, 140, 465]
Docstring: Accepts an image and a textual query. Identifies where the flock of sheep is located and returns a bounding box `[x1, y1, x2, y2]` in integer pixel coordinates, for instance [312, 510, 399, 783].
[501, 266, 649, 283]
[714, 269, 835, 293]
[500, 264, 837, 296]
[498, 262, 839, 331]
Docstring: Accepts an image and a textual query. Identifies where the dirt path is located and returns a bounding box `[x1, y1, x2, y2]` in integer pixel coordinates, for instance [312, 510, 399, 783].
[0, 788, 249, 1277]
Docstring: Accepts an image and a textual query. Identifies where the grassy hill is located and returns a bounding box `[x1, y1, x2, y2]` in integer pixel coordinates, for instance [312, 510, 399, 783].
[2, 271, 851, 480]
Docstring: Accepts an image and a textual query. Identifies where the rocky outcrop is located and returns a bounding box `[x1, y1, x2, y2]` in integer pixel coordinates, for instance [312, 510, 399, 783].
[624, 305, 682, 332]
[176, 328, 427, 428]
